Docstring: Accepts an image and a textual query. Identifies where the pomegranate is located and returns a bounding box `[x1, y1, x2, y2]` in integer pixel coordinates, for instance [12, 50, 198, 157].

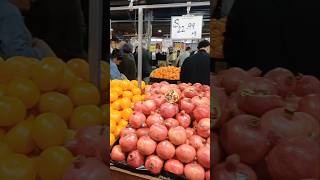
[119, 133, 138, 152]
[142, 100, 157, 115]
[156, 140, 175, 160]
[261, 108, 320, 139]
[146, 112, 164, 127]
[129, 112, 146, 129]
[159, 103, 178, 118]
[134, 102, 144, 112]
[266, 136, 320, 180]
[294, 75, 320, 97]
[137, 136, 156, 155]
[179, 97, 196, 114]
[205, 170, 210, 180]
[136, 128, 149, 138]
[149, 94, 166, 108]
[145, 155, 164, 174]
[111, 145, 126, 161]
[149, 124, 168, 142]
[164, 159, 184, 175]
[298, 94, 320, 121]
[184, 162, 205, 180]
[168, 126, 187, 145]
[236, 77, 283, 116]
[127, 150, 144, 168]
[193, 105, 210, 121]
[186, 128, 195, 138]
[178, 83, 189, 91]
[197, 145, 210, 169]
[221, 114, 271, 165]
[183, 87, 198, 98]
[264, 68, 296, 97]
[248, 67, 262, 77]
[192, 96, 210, 106]
[213, 87, 232, 128]
[176, 111, 191, 128]
[63, 157, 108, 180]
[189, 135, 206, 150]
[213, 154, 258, 180]
[164, 118, 179, 129]
[202, 85, 210, 92]
[197, 118, 210, 138]
[120, 127, 136, 137]
[176, 144, 196, 163]
[193, 83, 202, 92]
[218, 67, 251, 94]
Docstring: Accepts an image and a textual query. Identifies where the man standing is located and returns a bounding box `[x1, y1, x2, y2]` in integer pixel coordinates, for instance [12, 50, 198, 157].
[177, 46, 191, 67]
[181, 40, 210, 85]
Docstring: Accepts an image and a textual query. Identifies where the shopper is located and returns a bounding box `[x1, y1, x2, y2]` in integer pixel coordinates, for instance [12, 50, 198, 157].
[24, 0, 87, 60]
[224, 0, 320, 76]
[166, 47, 177, 66]
[0, 0, 55, 59]
[177, 47, 191, 67]
[180, 40, 210, 85]
[110, 49, 125, 80]
[134, 46, 153, 80]
[119, 43, 136, 80]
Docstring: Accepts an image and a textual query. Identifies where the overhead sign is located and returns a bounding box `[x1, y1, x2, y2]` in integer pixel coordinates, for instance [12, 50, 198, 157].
[171, 15, 203, 40]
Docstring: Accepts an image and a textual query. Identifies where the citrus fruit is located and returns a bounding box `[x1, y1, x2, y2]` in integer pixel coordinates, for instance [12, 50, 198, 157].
[68, 82, 100, 106]
[110, 133, 116, 146]
[120, 97, 131, 109]
[70, 105, 102, 130]
[66, 58, 89, 81]
[57, 67, 82, 93]
[0, 96, 26, 127]
[110, 91, 118, 102]
[121, 108, 133, 120]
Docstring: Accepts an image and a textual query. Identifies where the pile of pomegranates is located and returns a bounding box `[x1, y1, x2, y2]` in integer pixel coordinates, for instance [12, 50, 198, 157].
[110, 82, 210, 180]
[212, 67, 320, 180]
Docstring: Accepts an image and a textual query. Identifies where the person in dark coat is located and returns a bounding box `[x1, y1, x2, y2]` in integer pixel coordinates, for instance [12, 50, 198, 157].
[181, 40, 210, 85]
[119, 43, 136, 80]
[134, 47, 153, 79]
[223, 0, 320, 77]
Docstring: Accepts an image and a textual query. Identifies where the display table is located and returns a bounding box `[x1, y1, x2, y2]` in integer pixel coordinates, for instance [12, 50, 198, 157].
[111, 166, 159, 180]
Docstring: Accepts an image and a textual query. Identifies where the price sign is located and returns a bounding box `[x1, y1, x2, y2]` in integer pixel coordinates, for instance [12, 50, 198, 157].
[171, 15, 203, 40]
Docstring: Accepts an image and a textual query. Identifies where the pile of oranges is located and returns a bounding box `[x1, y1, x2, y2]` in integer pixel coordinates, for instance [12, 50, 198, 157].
[110, 80, 145, 146]
[0, 56, 107, 180]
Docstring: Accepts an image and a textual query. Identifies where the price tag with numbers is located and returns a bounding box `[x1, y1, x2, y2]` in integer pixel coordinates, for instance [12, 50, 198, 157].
[171, 15, 203, 40]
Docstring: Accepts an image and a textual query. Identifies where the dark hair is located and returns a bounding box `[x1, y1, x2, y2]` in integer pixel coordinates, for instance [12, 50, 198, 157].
[122, 43, 133, 53]
[111, 49, 122, 60]
[197, 40, 210, 50]
[186, 47, 191, 51]
[111, 37, 120, 43]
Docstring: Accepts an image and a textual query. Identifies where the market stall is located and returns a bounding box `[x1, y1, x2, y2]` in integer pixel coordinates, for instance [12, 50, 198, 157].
[110, 1, 211, 179]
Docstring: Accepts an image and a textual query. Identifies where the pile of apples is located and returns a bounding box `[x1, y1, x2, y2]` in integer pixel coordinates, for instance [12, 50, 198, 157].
[0, 56, 108, 180]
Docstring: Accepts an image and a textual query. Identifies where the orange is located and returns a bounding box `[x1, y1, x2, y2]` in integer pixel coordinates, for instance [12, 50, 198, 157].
[100, 104, 109, 125]
[38, 92, 74, 120]
[117, 119, 128, 128]
[31, 113, 67, 149]
[131, 80, 138, 87]
[0, 96, 26, 127]
[132, 95, 142, 103]
[120, 80, 131, 91]
[110, 133, 116, 146]
[110, 91, 118, 102]
[31, 57, 65, 92]
[0, 153, 36, 180]
[68, 82, 100, 106]
[111, 100, 122, 111]
[112, 86, 123, 96]
[122, 91, 133, 99]
[120, 97, 131, 110]
[110, 119, 117, 134]
[110, 110, 121, 122]
[4, 120, 35, 154]
[36, 146, 73, 180]
[0, 84, 6, 96]
[70, 105, 102, 130]
[132, 87, 142, 95]
[7, 78, 40, 109]
[57, 67, 82, 93]
[66, 58, 90, 81]
[110, 80, 122, 88]
[113, 126, 122, 137]
[121, 108, 133, 120]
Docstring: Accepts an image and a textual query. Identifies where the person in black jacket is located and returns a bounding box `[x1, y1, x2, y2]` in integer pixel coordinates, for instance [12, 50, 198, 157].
[119, 43, 136, 80]
[134, 47, 153, 79]
[223, 0, 320, 76]
[181, 40, 210, 85]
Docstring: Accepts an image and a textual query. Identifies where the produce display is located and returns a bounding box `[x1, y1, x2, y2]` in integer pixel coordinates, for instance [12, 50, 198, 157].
[212, 67, 320, 180]
[0, 56, 108, 180]
[110, 81, 210, 180]
[150, 66, 180, 80]
[110, 80, 145, 146]
[211, 17, 227, 58]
